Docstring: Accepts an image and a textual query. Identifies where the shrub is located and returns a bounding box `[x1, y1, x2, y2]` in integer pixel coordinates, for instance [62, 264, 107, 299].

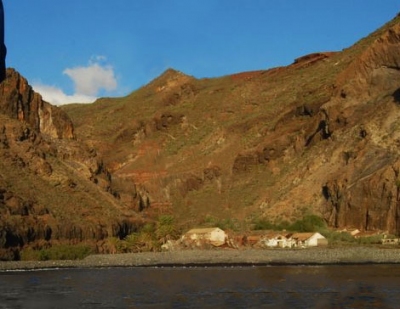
[287, 215, 327, 232]
[321, 231, 356, 245]
[20, 244, 93, 261]
[253, 219, 275, 230]
[124, 232, 158, 252]
[203, 216, 242, 231]
[117, 216, 180, 253]
[252, 218, 290, 231]
[356, 234, 384, 245]
[156, 215, 180, 241]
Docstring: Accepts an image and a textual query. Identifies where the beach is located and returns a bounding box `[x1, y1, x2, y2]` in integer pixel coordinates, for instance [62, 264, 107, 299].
[1, 246, 400, 271]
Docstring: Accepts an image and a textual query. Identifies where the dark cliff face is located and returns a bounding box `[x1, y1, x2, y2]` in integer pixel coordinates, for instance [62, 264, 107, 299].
[0, 68, 75, 139]
[316, 17, 400, 233]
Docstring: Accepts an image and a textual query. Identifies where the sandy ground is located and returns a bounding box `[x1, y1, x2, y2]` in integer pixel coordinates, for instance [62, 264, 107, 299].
[1, 247, 400, 271]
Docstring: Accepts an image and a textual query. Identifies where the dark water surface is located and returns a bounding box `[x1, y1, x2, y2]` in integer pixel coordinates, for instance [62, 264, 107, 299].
[0, 265, 400, 308]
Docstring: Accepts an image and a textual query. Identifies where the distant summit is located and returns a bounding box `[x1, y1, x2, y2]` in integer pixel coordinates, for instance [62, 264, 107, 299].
[157, 68, 190, 79]
[145, 68, 195, 93]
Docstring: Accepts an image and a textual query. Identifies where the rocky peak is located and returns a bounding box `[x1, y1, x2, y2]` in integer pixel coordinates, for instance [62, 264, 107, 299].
[292, 52, 338, 68]
[0, 68, 74, 139]
[148, 68, 194, 93]
[336, 15, 400, 101]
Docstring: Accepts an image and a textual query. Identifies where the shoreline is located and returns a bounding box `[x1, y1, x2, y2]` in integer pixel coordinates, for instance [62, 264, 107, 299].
[1, 247, 400, 271]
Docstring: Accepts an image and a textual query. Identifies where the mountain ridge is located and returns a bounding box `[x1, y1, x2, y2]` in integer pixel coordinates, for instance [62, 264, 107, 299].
[62, 13, 400, 234]
[2, 13, 400, 259]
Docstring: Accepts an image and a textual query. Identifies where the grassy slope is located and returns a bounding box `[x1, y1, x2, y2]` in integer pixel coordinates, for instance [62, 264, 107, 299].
[63, 14, 400, 231]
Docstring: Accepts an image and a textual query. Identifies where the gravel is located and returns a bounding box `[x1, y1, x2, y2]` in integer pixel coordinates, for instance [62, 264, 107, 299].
[1, 247, 400, 271]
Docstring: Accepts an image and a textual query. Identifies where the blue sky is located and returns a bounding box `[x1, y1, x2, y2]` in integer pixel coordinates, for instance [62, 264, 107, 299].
[4, 1, 399, 105]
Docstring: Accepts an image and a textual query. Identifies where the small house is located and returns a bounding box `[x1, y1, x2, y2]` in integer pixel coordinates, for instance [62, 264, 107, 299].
[289, 232, 328, 247]
[261, 232, 292, 248]
[244, 231, 294, 248]
[182, 227, 227, 247]
[245, 230, 274, 247]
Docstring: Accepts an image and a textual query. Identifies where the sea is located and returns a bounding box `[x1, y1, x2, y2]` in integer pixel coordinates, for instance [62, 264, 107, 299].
[0, 264, 399, 308]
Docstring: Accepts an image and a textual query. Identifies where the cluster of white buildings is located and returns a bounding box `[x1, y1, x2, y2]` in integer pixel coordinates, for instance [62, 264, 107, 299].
[179, 227, 328, 249]
[162, 226, 399, 251]
[242, 230, 327, 248]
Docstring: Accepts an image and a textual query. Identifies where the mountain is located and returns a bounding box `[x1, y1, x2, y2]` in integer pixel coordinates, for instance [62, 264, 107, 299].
[2, 13, 400, 260]
[63, 13, 400, 234]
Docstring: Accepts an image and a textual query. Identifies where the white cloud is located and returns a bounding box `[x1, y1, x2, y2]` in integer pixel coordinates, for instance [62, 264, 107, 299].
[63, 62, 117, 96]
[32, 83, 96, 105]
[32, 56, 118, 105]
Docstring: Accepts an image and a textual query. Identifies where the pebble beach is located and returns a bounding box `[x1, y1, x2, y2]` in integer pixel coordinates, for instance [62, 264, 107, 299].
[1, 247, 400, 271]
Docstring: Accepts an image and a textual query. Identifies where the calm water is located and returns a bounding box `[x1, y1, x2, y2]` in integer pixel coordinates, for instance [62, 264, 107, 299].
[0, 265, 399, 308]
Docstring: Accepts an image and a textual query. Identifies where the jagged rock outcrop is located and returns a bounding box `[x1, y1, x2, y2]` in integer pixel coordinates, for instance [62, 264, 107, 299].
[0, 68, 74, 139]
[322, 158, 400, 231]
[336, 21, 400, 101]
[308, 16, 400, 234]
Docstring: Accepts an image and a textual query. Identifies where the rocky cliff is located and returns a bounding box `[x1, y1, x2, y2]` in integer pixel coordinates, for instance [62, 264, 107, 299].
[0, 69, 144, 260]
[317, 16, 400, 233]
[0, 69, 74, 139]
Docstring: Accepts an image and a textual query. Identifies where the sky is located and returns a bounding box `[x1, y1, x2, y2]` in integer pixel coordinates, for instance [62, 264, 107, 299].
[3, 1, 400, 105]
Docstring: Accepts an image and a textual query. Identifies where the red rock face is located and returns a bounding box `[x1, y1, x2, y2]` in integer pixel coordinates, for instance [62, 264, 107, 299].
[335, 21, 400, 101]
[314, 18, 400, 234]
[0, 68, 75, 139]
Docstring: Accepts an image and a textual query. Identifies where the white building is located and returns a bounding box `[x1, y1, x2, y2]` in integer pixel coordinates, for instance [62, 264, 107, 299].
[289, 232, 328, 247]
[182, 227, 227, 247]
[261, 232, 293, 248]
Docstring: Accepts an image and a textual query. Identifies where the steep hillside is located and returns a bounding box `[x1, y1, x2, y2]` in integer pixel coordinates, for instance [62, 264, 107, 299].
[64, 13, 400, 235]
[0, 69, 143, 260]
